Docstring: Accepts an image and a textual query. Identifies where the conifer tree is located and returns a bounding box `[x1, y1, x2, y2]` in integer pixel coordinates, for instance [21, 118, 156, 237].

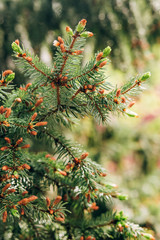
[0, 19, 154, 240]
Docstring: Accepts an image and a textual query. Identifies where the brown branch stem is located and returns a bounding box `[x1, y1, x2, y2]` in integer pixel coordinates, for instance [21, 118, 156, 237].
[22, 56, 52, 81]
[71, 88, 82, 100]
[122, 82, 138, 95]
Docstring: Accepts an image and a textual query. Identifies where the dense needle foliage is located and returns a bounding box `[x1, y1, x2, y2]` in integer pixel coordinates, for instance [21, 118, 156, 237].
[0, 19, 154, 240]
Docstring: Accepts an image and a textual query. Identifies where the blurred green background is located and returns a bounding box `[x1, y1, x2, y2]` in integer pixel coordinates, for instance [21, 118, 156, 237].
[1, 0, 160, 238]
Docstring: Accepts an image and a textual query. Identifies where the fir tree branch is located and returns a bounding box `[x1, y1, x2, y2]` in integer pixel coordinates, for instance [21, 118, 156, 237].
[56, 32, 80, 78]
[44, 131, 76, 160]
[21, 55, 52, 81]
[121, 82, 138, 95]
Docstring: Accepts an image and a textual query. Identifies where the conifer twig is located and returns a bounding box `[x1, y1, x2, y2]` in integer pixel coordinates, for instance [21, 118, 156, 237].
[44, 131, 76, 160]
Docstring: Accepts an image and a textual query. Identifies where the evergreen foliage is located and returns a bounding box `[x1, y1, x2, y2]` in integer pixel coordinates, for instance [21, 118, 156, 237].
[0, 19, 154, 240]
[0, 0, 159, 72]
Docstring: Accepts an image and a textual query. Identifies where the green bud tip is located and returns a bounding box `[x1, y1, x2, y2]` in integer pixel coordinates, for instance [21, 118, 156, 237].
[80, 31, 93, 38]
[117, 193, 128, 200]
[140, 71, 151, 81]
[103, 46, 112, 57]
[124, 109, 139, 118]
[11, 42, 22, 54]
[5, 73, 15, 82]
[76, 19, 87, 32]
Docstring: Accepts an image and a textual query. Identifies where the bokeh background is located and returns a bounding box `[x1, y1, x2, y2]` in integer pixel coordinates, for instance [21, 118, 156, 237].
[1, 0, 160, 238]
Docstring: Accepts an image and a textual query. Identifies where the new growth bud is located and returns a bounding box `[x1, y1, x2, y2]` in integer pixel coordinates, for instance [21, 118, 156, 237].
[11, 41, 22, 54]
[124, 109, 139, 118]
[66, 26, 74, 36]
[140, 71, 151, 82]
[2, 70, 13, 77]
[103, 46, 111, 57]
[80, 31, 93, 38]
[53, 40, 60, 47]
[5, 108, 11, 118]
[76, 19, 87, 32]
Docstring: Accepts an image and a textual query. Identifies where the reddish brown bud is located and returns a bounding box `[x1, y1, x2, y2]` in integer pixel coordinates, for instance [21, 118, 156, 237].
[86, 236, 92, 240]
[2, 183, 11, 193]
[22, 191, 28, 196]
[0, 106, 5, 114]
[2, 165, 9, 171]
[7, 189, 16, 194]
[27, 195, 38, 202]
[35, 121, 48, 127]
[99, 60, 107, 68]
[31, 112, 37, 121]
[15, 39, 20, 45]
[58, 36, 64, 44]
[74, 50, 83, 55]
[53, 40, 60, 47]
[16, 137, 23, 145]
[21, 144, 30, 149]
[5, 108, 11, 118]
[2, 211, 7, 222]
[90, 202, 99, 210]
[80, 237, 84, 240]
[80, 152, 89, 160]
[30, 131, 37, 136]
[128, 101, 135, 108]
[4, 137, 11, 144]
[79, 19, 87, 27]
[18, 195, 38, 205]
[66, 26, 72, 33]
[2, 121, 10, 127]
[121, 96, 126, 103]
[46, 197, 51, 207]
[2, 70, 13, 77]
[35, 98, 43, 107]
[114, 98, 120, 104]
[60, 44, 66, 53]
[21, 208, 25, 215]
[18, 198, 28, 205]
[15, 98, 22, 103]
[96, 52, 103, 61]
[25, 83, 32, 90]
[99, 89, 105, 94]
[65, 163, 73, 170]
[89, 32, 94, 37]
[116, 89, 121, 97]
[49, 209, 54, 214]
[26, 57, 32, 62]
[22, 164, 31, 170]
[53, 196, 62, 205]
[55, 217, 65, 222]
[22, 53, 26, 57]
[118, 224, 123, 232]
[1, 146, 9, 151]
[59, 170, 67, 176]
[51, 82, 56, 89]
[100, 172, 107, 177]
[87, 85, 93, 90]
